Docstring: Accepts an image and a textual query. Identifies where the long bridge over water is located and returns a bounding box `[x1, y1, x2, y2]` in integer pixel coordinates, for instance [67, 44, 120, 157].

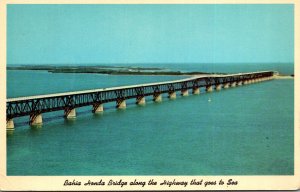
[6, 71, 275, 131]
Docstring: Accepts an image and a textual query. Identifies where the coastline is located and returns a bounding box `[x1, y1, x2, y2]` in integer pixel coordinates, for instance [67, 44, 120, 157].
[6, 65, 294, 78]
[274, 75, 294, 79]
[6, 65, 216, 76]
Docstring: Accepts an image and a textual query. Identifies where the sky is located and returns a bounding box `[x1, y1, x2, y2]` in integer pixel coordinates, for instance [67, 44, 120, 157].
[7, 4, 294, 65]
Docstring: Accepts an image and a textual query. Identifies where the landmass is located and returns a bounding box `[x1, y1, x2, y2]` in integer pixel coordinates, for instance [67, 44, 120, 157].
[7, 65, 214, 76]
[274, 74, 294, 79]
[6, 65, 294, 77]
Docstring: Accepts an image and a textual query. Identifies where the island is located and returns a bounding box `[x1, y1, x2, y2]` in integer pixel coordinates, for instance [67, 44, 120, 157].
[6, 65, 294, 77]
[7, 65, 215, 76]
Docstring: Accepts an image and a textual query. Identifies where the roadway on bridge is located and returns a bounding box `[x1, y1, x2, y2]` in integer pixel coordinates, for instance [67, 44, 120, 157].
[7, 71, 272, 102]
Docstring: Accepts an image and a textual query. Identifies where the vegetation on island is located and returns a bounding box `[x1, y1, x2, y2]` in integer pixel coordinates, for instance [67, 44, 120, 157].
[7, 65, 215, 76]
[8, 65, 294, 77]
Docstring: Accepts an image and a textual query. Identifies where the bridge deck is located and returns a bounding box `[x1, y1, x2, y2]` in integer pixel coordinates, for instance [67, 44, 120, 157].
[7, 71, 272, 102]
[6, 70, 275, 128]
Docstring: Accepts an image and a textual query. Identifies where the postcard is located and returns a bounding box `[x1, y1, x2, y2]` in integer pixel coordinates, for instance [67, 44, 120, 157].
[0, 0, 299, 191]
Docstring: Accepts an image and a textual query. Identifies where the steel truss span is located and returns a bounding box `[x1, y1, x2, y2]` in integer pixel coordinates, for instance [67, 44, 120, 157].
[6, 71, 274, 128]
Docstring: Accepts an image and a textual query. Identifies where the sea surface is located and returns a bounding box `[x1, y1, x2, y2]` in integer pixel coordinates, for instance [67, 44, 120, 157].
[6, 63, 294, 175]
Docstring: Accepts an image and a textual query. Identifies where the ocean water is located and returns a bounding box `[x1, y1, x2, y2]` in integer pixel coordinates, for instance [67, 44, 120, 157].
[6, 64, 294, 175]
[7, 70, 189, 98]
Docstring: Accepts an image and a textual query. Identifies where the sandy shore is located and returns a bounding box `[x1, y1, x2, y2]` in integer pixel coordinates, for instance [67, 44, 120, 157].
[274, 75, 294, 79]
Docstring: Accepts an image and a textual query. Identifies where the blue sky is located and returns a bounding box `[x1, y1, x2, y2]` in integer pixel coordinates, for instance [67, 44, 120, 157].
[7, 4, 294, 65]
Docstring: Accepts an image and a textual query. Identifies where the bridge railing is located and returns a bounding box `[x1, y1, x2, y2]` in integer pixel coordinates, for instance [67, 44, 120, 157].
[6, 71, 274, 129]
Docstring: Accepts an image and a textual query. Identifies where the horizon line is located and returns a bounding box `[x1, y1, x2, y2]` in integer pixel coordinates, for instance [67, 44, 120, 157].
[7, 62, 295, 65]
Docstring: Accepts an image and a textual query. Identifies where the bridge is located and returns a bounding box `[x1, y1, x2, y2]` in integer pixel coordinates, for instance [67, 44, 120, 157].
[6, 71, 275, 131]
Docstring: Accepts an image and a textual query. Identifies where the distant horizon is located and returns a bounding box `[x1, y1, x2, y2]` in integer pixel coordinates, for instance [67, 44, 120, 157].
[7, 62, 295, 75]
[6, 62, 295, 66]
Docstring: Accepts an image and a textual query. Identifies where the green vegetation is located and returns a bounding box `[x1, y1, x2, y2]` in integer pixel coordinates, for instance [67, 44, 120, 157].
[7, 65, 214, 76]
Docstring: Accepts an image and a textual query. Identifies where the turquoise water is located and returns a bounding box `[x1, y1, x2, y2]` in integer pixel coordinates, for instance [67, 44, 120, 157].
[6, 65, 294, 175]
[7, 70, 188, 98]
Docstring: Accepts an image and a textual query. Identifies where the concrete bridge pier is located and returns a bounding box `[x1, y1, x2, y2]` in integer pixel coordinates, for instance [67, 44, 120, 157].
[215, 84, 222, 91]
[169, 92, 176, 99]
[64, 108, 76, 118]
[30, 113, 43, 126]
[223, 83, 230, 89]
[93, 103, 103, 113]
[192, 87, 200, 94]
[237, 81, 243, 86]
[136, 96, 146, 105]
[206, 85, 213, 92]
[7, 119, 14, 131]
[153, 94, 162, 102]
[181, 89, 189, 96]
[231, 82, 237, 87]
[116, 99, 126, 109]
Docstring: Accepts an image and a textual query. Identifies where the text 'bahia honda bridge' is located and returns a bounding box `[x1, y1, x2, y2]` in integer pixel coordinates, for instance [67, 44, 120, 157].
[6, 71, 275, 131]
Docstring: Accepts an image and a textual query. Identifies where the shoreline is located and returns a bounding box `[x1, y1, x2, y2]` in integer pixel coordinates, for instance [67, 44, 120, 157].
[7, 69, 193, 76]
[6, 66, 294, 78]
[274, 75, 294, 79]
[6, 66, 216, 76]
